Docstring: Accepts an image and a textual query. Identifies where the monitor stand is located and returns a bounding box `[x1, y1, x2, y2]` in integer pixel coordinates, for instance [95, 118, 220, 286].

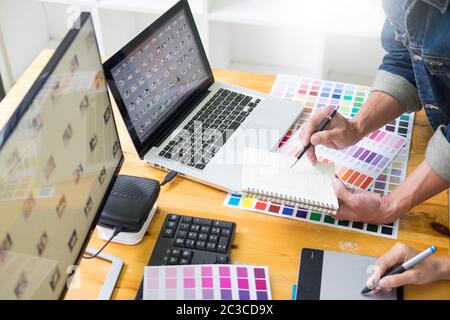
[84, 247, 124, 300]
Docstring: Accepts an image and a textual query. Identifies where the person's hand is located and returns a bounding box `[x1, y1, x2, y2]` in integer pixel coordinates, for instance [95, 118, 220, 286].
[332, 178, 396, 224]
[299, 106, 362, 165]
[366, 243, 449, 293]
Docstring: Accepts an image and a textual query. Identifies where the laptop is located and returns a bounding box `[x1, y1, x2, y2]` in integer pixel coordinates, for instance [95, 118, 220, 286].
[103, 0, 303, 192]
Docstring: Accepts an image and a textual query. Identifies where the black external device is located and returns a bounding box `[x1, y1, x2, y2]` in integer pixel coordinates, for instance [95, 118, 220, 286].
[98, 175, 160, 233]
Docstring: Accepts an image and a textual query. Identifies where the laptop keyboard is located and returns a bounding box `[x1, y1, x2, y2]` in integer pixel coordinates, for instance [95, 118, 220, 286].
[158, 88, 261, 170]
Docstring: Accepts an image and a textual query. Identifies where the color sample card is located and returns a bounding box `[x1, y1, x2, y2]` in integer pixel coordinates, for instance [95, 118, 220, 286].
[271, 74, 414, 198]
[279, 127, 407, 190]
[224, 193, 399, 238]
[223, 74, 414, 239]
[143, 265, 272, 300]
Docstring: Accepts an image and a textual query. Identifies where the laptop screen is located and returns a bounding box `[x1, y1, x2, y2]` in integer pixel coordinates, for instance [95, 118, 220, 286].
[106, 1, 211, 146]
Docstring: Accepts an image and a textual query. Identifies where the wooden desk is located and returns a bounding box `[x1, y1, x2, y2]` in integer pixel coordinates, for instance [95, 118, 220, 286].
[1, 49, 449, 300]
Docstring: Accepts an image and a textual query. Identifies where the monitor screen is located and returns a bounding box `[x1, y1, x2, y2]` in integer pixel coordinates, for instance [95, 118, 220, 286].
[104, 0, 212, 151]
[0, 13, 123, 299]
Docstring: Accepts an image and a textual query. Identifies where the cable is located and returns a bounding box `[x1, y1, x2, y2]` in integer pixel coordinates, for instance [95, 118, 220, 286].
[83, 227, 122, 259]
[84, 171, 178, 260]
[160, 170, 178, 186]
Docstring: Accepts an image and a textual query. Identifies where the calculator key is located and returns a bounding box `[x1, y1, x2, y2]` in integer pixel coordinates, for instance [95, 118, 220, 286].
[193, 217, 212, 226]
[216, 255, 229, 264]
[177, 230, 187, 238]
[185, 239, 195, 248]
[200, 226, 210, 233]
[217, 236, 229, 253]
[187, 232, 198, 240]
[208, 234, 219, 243]
[206, 242, 216, 251]
[174, 238, 185, 247]
[179, 223, 190, 231]
[168, 256, 179, 265]
[168, 214, 180, 221]
[182, 216, 192, 223]
[181, 250, 193, 259]
[162, 228, 174, 238]
[213, 220, 234, 229]
[171, 249, 181, 257]
[198, 233, 208, 241]
[221, 228, 231, 237]
[179, 258, 190, 265]
[211, 227, 221, 234]
[166, 221, 178, 229]
[195, 240, 206, 250]
[190, 224, 200, 232]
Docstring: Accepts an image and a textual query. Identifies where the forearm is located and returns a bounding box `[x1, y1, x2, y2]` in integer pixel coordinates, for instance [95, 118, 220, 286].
[383, 160, 450, 220]
[350, 91, 406, 139]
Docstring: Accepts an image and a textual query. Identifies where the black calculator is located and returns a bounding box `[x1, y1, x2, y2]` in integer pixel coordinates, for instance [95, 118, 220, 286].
[135, 213, 236, 299]
[150, 214, 236, 265]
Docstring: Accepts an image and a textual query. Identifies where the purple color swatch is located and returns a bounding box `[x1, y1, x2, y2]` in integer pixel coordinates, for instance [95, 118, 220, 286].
[353, 147, 364, 158]
[239, 290, 250, 300]
[365, 152, 377, 163]
[359, 150, 370, 161]
[254, 268, 266, 279]
[379, 156, 390, 168]
[221, 289, 232, 300]
[371, 154, 383, 166]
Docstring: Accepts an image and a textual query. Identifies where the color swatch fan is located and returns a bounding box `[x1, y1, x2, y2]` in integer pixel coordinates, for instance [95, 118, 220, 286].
[279, 127, 406, 190]
[143, 265, 272, 300]
[224, 74, 415, 239]
[273, 74, 414, 199]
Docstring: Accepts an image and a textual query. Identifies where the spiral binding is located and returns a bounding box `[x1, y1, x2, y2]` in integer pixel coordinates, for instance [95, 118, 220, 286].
[243, 187, 338, 215]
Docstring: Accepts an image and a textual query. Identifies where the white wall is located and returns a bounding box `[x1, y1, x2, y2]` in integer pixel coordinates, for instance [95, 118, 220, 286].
[229, 24, 325, 78]
[324, 33, 385, 86]
[0, 0, 49, 88]
[0, 0, 387, 93]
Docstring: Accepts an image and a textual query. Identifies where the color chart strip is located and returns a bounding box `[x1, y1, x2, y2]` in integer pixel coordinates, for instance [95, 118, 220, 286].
[271, 74, 414, 141]
[224, 74, 415, 239]
[271, 74, 414, 198]
[279, 127, 407, 190]
[143, 265, 272, 300]
[224, 193, 399, 238]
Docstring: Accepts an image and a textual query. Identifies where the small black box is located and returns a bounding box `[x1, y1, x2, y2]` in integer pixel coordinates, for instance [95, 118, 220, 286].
[98, 175, 160, 233]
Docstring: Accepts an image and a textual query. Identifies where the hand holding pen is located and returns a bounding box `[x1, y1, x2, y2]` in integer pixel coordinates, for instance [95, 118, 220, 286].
[290, 106, 339, 167]
[298, 105, 363, 165]
[363, 244, 442, 294]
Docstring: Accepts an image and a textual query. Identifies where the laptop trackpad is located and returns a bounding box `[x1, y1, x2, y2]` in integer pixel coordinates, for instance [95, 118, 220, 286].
[247, 97, 301, 141]
[238, 122, 285, 151]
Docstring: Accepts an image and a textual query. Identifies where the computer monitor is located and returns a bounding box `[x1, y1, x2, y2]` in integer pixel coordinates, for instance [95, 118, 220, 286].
[0, 12, 123, 299]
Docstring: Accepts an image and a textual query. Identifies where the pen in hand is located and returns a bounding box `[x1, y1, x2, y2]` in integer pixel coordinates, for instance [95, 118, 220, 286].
[290, 106, 340, 168]
[361, 246, 437, 295]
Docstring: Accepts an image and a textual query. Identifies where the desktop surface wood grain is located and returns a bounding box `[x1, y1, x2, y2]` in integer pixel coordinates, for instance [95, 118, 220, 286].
[1, 49, 448, 300]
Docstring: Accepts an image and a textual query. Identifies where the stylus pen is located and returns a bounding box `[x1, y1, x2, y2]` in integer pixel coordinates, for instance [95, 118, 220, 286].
[361, 246, 437, 294]
[290, 106, 340, 168]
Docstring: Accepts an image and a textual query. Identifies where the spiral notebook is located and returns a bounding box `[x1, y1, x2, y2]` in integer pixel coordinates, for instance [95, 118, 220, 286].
[241, 148, 339, 214]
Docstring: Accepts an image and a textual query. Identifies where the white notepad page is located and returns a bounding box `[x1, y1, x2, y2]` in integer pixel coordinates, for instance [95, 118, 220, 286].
[241, 148, 338, 211]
